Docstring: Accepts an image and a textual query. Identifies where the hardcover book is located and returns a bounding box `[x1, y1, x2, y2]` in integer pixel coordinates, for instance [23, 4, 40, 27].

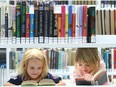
[21, 79, 56, 86]
[75, 69, 107, 85]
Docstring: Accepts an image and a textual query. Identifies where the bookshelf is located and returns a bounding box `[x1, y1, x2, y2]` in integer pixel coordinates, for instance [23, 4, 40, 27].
[0, 0, 116, 86]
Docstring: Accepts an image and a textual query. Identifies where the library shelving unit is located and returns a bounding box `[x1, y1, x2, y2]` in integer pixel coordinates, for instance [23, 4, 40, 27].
[1, 0, 116, 86]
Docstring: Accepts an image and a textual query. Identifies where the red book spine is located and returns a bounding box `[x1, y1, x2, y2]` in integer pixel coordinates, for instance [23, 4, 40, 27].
[72, 11, 76, 37]
[82, 5, 88, 37]
[114, 49, 116, 69]
[26, 13, 30, 38]
[114, 9, 116, 34]
[61, 5, 65, 37]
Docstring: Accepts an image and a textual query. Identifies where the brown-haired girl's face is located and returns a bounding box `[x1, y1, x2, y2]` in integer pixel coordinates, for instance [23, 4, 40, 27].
[27, 58, 43, 80]
[77, 61, 94, 74]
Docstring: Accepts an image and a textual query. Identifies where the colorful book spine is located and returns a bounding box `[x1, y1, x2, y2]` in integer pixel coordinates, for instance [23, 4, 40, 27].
[79, 6, 83, 43]
[21, 1, 26, 44]
[0, 6, 1, 43]
[61, 5, 65, 43]
[114, 49, 116, 69]
[26, 13, 30, 44]
[82, 5, 87, 43]
[65, 5, 68, 43]
[57, 13, 61, 43]
[29, 4, 34, 43]
[72, 5, 76, 43]
[68, 5, 72, 43]
[114, 9, 116, 34]
[16, 1, 21, 43]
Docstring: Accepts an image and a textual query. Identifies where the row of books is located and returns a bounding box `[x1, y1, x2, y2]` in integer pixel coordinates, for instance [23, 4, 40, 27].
[96, 9, 116, 35]
[101, 48, 116, 71]
[101, 0, 116, 8]
[9, 0, 96, 5]
[9, 48, 75, 70]
[8, 47, 116, 71]
[0, 1, 96, 44]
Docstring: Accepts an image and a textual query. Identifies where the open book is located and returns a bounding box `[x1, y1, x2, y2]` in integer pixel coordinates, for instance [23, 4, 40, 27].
[21, 79, 56, 86]
[75, 69, 107, 85]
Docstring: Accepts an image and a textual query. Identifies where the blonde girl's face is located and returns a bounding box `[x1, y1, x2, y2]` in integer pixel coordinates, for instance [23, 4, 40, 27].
[77, 61, 94, 74]
[27, 58, 43, 80]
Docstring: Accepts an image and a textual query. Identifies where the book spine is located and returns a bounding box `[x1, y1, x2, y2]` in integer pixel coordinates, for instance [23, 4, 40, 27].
[57, 14, 61, 43]
[114, 49, 116, 69]
[21, 1, 26, 44]
[5, 12, 8, 38]
[7, 5, 13, 44]
[49, 1, 54, 43]
[26, 13, 30, 44]
[44, 2, 49, 43]
[88, 7, 96, 43]
[110, 9, 114, 35]
[82, 5, 87, 43]
[0, 6, 1, 43]
[12, 5, 16, 44]
[38, 3, 44, 43]
[114, 9, 116, 34]
[72, 5, 76, 43]
[16, 1, 21, 43]
[75, 6, 80, 43]
[65, 5, 68, 43]
[79, 6, 83, 43]
[34, 5, 39, 43]
[68, 5, 72, 43]
[61, 5, 65, 43]
[29, 4, 34, 44]
[1, 5, 6, 44]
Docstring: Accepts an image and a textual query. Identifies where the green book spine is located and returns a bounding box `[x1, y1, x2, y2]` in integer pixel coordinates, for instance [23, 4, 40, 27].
[16, 1, 21, 43]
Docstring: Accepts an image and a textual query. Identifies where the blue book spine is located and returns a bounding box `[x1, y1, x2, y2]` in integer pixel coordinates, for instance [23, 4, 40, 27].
[30, 14, 34, 37]
[29, 4, 34, 43]
[68, 5, 72, 37]
[79, 6, 83, 37]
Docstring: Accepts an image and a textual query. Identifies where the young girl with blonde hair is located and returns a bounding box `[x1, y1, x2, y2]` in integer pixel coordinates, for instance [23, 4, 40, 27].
[4, 48, 61, 86]
[73, 48, 108, 84]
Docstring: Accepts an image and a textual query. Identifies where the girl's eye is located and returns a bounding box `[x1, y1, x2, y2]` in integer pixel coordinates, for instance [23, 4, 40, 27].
[78, 64, 82, 66]
[30, 67, 34, 69]
[86, 65, 90, 67]
[37, 67, 42, 69]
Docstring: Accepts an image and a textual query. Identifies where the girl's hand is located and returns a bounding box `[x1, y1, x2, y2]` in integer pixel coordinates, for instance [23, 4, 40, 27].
[82, 74, 93, 81]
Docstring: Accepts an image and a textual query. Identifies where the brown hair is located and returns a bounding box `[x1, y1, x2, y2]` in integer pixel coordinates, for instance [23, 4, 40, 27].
[75, 48, 100, 75]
